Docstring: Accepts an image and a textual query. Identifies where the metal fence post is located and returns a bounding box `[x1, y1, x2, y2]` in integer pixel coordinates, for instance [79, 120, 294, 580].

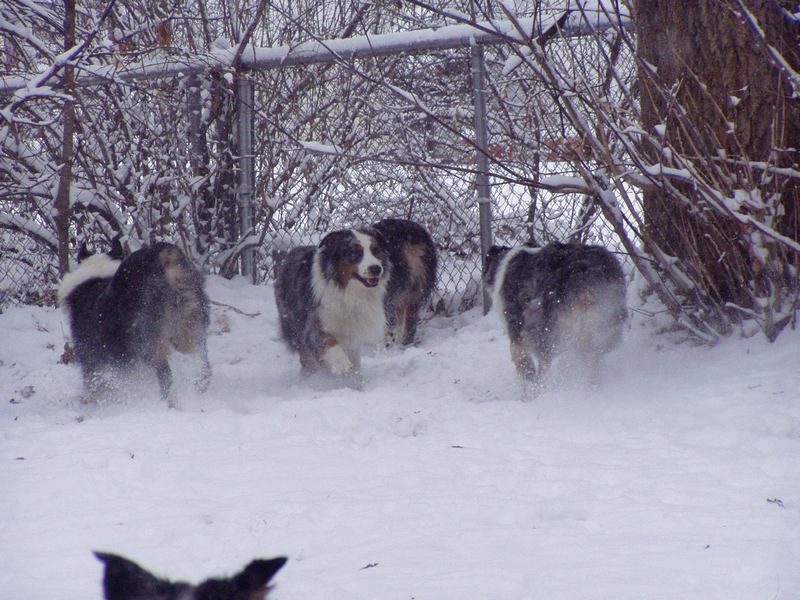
[185, 74, 208, 259]
[186, 74, 203, 170]
[470, 42, 493, 314]
[236, 72, 256, 282]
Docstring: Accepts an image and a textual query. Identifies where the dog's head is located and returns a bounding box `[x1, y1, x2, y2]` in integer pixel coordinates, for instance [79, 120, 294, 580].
[318, 228, 389, 289]
[95, 552, 287, 600]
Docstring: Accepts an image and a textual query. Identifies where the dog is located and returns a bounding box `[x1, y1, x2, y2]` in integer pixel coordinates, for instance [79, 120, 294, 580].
[372, 218, 437, 345]
[485, 241, 627, 388]
[57, 239, 211, 406]
[274, 227, 389, 383]
[95, 552, 286, 600]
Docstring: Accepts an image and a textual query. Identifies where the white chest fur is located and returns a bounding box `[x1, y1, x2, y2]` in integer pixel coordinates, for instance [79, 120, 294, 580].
[311, 256, 387, 352]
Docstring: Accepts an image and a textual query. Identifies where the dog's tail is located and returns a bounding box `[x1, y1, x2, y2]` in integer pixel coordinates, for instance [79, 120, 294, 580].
[155, 244, 210, 353]
[565, 284, 627, 355]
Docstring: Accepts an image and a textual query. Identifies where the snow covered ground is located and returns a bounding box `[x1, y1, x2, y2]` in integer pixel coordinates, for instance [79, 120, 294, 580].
[1, 275, 799, 599]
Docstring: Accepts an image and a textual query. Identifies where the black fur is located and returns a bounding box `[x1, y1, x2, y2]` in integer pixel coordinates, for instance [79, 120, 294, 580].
[95, 552, 286, 600]
[486, 241, 626, 386]
[59, 242, 211, 405]
[274, 228, 389, 380]
[372, 218, 438, 345]
[275, 244, 317, 358]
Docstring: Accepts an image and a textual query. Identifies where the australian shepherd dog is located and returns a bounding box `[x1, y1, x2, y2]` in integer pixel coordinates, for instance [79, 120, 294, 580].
[274, 227, 389, 384]
[58, 240, 211, 407]
[372, 218, 438, 345]
[485, 241, 627, 390]
[95, 552, 286, 600]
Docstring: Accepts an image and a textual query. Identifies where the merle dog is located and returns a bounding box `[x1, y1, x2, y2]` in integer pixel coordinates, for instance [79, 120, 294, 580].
[485, 241, 627, 389]
[58, 240, 210, 406]
[372, 218, 438, 346]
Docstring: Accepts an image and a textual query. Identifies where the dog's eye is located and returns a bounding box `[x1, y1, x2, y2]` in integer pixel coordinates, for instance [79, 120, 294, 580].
[371, 244, 386, 258]
[349, 246, 363, 262]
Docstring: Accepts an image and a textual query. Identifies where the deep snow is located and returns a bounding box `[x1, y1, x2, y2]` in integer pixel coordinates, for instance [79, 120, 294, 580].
[1, 275, 798, 599]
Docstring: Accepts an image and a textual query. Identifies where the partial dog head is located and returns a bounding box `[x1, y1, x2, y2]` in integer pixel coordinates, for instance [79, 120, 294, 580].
[78, 236, 125, 262]
[318, 228, 389, 289]
[57, 240, 125, 306]
[484, 245, 512, 292]
[95, 552, 287, 600]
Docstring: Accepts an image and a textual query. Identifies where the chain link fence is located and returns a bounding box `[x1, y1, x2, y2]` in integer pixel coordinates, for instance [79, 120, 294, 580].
[1, 19, 636, 315]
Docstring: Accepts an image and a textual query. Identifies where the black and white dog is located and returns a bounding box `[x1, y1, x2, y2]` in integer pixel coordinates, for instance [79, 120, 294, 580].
[274, 228, 389, 383]
[372, 218, 438, 346]
[58, 240, 211, 406]
[485, 241, 627, 388]
[95, 552, 286, 600]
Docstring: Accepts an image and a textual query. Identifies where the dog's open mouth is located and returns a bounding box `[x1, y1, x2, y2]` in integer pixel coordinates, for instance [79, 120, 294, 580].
[356, 274, 381, 288]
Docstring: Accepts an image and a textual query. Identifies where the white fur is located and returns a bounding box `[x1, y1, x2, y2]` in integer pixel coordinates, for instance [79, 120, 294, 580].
[323, 344, 354, 376]
[351, 229, 384, 280]
[57, 254, 121, 304]
[489, 245, 541, 326]
[311, 243, 387, 358]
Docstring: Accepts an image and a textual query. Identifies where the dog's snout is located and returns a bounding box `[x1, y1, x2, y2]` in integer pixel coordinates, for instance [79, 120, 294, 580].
[368, 264, 383, 277]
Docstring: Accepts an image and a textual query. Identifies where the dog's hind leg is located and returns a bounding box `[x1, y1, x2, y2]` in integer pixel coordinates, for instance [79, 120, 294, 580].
[510, 336, 537, 382]
[195, 339, 212, 393]
[82, 366, 117, 404]
[153, 358, 175, 408]
[401, 301, 423, 346]
[383, 298, 401, 345]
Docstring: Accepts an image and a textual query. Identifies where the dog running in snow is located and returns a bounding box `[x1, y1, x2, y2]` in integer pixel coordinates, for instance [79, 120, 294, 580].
[58, 240, 211, 406]
[485, 241, 627, 388]
[95, 552, 286, 600]
[372, 218, 438, 346]
[274, 227, 389, 383]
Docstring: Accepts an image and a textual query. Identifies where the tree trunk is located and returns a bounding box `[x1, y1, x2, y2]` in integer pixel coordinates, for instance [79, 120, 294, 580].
[53, 0, 77, 275]
[635, 0, 800, 309]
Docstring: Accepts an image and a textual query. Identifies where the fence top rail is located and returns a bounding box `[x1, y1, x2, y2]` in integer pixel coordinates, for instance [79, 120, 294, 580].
[0, 8, 629, 98]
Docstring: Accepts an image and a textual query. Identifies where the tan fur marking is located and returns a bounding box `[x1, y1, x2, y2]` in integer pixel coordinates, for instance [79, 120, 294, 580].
[337, 262, 357, 287]
[157, 247, 206, 355]
[159, 247, 185, 287]
[404, 242, 429, 286]
[309, 333, 340, 367]
[322, 333, 338, 350]
[510, 339, 534, 378]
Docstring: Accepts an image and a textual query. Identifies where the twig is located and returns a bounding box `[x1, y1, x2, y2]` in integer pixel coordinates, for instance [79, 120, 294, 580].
[209, 299, 261, 317]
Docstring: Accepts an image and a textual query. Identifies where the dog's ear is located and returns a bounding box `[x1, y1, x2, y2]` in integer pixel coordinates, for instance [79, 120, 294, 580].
[94, 552, 178, 600]
[231, 557, 287, 599]
[77, 242, 92, 262]
[368, 227, 388, 252]
[318, 232, 335, 248]
[487, 245, 511, 259]
[318, 230, 348, 250]
[484, 245, 511, 288]
[109, 236, 125, 260]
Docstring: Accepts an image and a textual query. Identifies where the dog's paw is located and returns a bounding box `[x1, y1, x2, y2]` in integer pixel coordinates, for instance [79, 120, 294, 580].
[323, 345, 353, 376]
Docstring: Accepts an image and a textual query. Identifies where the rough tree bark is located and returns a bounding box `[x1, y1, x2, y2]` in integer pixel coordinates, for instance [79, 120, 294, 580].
[635, 0, 800, 310]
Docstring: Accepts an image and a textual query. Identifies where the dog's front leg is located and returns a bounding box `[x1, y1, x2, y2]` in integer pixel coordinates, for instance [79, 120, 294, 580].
[153, 359, 176, 408]
[321, 336, 354, 377]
